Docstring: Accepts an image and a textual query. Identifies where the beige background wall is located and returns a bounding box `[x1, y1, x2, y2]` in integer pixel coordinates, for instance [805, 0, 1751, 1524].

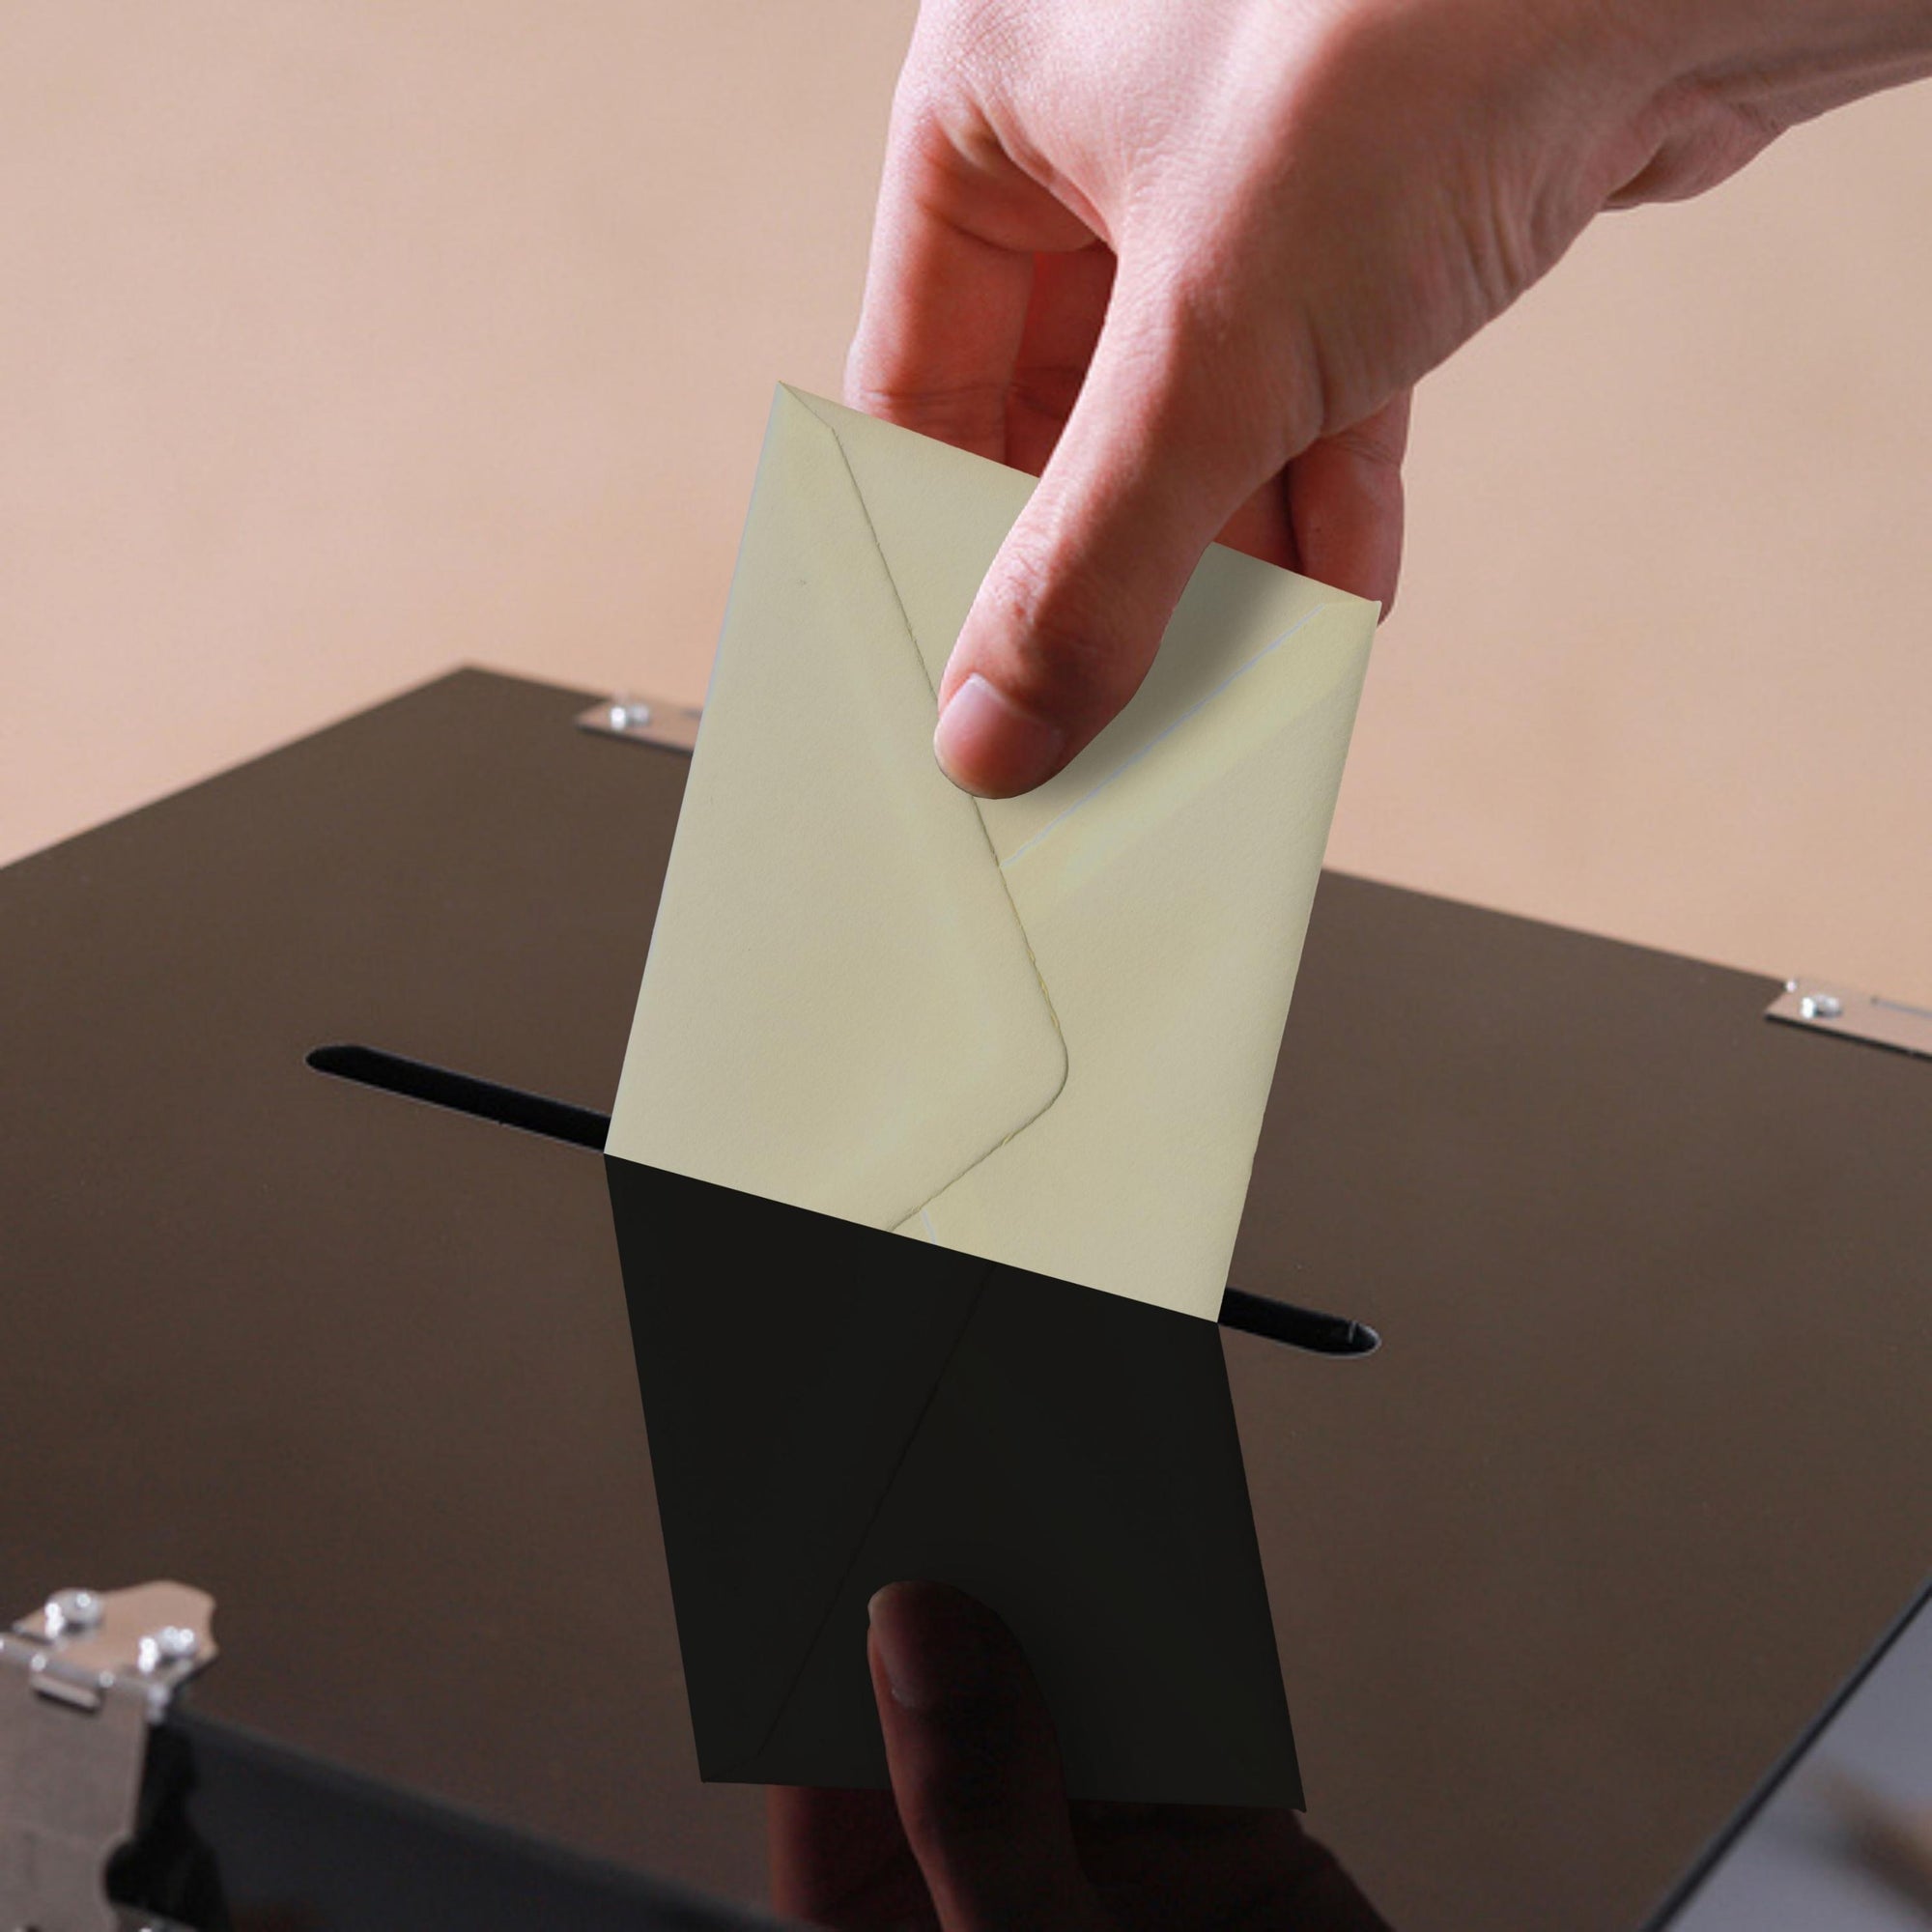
[4, 1, 1929, 999]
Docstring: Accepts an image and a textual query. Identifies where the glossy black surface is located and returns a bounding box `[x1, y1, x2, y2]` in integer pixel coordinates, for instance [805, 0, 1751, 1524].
[1641, 1579, 1932, 1926]
[135, 1711, 781, 1932]
[4, 669, 1929, 1929]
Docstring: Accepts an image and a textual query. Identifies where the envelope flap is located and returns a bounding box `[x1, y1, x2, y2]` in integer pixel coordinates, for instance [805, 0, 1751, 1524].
[606, 386, 1065, 1229]
[797, 394, 1377, 1318]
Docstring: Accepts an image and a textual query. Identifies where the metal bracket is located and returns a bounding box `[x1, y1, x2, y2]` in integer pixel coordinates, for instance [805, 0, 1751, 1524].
[574, 692, 701, 754]
[1, 1583, 216, 1932]
[1765, 978, 1932, 1063]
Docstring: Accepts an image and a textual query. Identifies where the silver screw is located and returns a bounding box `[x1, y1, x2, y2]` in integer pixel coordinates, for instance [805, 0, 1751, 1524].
[137, 1625, 199, 1673]
[44, 1588, 102, 1636]
[1801, 992, 1844, 1021]
[608, 696, 652, 732]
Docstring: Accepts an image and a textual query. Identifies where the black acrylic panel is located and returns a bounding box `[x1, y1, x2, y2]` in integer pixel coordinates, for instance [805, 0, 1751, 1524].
[134, 1711, 781, 1932]
[1233, 880, 1932, 1929]
[0, 673, 766, 1904]
[2, 668, 1928, 1930]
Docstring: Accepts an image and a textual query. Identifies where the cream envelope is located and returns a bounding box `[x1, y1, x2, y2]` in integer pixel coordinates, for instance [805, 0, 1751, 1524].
[607, 385, 1376, 1321]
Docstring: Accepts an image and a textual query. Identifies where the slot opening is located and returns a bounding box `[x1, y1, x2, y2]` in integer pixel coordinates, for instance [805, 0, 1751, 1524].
[306, 1043, 609, 1150]
[307, 1042, 1378, 1359]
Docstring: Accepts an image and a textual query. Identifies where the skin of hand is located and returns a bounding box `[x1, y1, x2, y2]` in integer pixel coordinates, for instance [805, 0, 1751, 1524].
[846, 0, 1932, 798]
[768, 1580, 1392, 1932]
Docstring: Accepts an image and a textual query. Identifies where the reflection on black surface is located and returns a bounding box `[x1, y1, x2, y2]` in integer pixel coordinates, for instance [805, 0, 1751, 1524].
[1653, 1582, 1932, 1930]
[610, 1157, 1303, 1804]
[769, 1582, 1392, 1932]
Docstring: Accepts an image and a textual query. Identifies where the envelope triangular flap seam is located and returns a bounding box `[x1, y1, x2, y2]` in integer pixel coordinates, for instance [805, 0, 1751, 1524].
[907, 666, 1372, 1315]
[605, 387, 1067, 1232]
[795, 390, 1377, 1320]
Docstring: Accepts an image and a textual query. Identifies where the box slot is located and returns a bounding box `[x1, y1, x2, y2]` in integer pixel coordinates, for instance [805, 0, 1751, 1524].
[306, 1042, 608, 1148]
[306, 1042, 1379, 1359]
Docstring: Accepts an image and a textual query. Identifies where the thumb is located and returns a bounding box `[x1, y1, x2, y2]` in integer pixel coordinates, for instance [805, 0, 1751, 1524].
[867, 1581, 1114, 1932]
[933, 292, 1283, 797]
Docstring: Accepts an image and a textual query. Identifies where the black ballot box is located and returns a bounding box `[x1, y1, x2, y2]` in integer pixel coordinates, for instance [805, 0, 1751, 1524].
[3, 668, 1929, 1932]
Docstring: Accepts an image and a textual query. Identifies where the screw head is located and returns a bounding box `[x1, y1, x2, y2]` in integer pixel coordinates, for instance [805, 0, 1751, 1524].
[44, 1588, 101, 1636]
[137, 1625, 199, 1673]
[1801, 992, 1844, 1021]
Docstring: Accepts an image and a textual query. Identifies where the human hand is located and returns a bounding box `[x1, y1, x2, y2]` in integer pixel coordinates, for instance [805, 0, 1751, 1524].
[768, 1580, 1390, 1931]
[848, 0, 1932, 797]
